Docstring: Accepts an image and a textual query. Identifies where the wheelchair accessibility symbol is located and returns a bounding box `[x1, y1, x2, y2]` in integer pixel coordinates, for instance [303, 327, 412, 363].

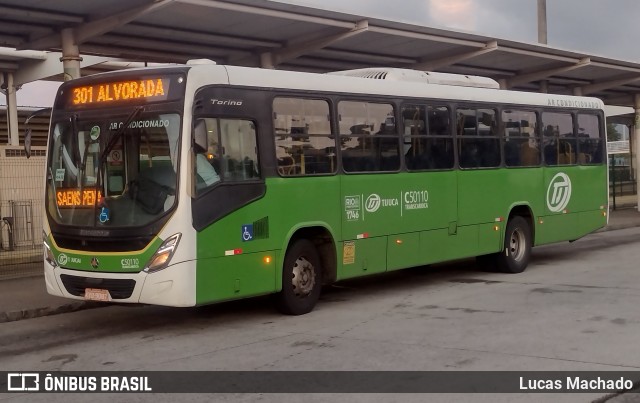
[99, 207, 110, 224]
[241, 224, 254, 242]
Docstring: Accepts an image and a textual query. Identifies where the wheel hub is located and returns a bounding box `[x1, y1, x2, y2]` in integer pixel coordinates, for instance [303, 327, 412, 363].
[291, 256, 316, 297]
[509, 228, 526, 262]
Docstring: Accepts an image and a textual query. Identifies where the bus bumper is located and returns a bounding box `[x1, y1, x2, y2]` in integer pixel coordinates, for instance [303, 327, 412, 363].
[44, 260, 197, 307]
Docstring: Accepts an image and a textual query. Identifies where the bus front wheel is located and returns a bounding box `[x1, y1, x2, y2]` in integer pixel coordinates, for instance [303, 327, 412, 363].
[275, 239, 323, 315]
[497, 216, 531, 273]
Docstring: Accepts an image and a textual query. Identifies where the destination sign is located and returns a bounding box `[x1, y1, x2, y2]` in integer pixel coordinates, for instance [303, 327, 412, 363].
[68, 78, 170, 107]
[56, 188, 103, 208]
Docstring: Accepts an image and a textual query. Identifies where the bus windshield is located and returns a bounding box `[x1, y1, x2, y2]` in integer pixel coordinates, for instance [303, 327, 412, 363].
[46, 110, 181, 228]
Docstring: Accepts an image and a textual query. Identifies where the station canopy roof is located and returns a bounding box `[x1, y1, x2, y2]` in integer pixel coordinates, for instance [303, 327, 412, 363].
[1, 0, 640, 107]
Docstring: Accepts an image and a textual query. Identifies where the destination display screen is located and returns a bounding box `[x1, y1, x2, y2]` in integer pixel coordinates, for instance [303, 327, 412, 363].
[70, 78, 169, 106]
[56, 188, 103, 208]
[59, 73, 186, 109]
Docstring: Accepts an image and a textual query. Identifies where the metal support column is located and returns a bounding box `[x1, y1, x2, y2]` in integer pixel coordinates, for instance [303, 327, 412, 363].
[635, 94, 640, 211]
[60, 28, 82, 81]
[5, 73, 19, 146]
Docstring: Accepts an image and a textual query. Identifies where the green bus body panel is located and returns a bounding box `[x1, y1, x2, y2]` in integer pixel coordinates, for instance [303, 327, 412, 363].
[453, 224, 480, 257]
[194, 166, 607, 305]
[579, 210, 608, 235]
[48, 235, 162, 273]
[538, 214, 579, 244]
[387, 232, 421, 271]
[195, 251, 277, 304]
[458, 168, 544, 227]
[195, 177, 341, 260]
[536, 166, 608, 245]
[340, 172, 456, 237]
[478, 223, 502, 254]
[339, 236, 387, 279]
[195, 176, 341, 303]
[420, 228, 458, 264]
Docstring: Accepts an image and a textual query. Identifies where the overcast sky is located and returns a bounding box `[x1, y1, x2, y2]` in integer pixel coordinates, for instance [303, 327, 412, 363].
[1, 0, 637, 107]
[280, 0, 638, 60]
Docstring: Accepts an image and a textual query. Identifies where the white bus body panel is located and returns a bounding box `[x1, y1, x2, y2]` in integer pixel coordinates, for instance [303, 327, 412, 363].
[44, 260, 197, 307]
[203, 65, 604, 111]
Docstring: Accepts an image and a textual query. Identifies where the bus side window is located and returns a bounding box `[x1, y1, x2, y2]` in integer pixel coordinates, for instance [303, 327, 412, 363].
[403, 105, 453, 171]
[502, 110, 540, 167]
[542, 112, 576, 166]
[273, 97, 335, 176]
[458, 108, 499, 169]
[193, 118, 259, 196]
[339, 101, 399, 173]
[219, 119, 260, 181]
[577, 114, 603, 165]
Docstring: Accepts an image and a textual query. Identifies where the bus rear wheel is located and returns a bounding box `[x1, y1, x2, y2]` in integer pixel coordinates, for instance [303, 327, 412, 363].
[477, 216, 531, 273]
[497, 216, 531, 273]
[275, 239, 322, 315]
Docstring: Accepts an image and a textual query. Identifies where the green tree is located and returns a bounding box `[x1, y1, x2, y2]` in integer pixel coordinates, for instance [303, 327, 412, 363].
[607, 123, 621, 142]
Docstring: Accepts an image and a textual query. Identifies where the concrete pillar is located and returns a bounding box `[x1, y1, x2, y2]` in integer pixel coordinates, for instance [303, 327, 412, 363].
[5, 73, 19, 147]
[572, 87, 583, 96]
[539, 80, 549, 93]
[260, 52, 275, 69]
[498, 78, 508, 90]
[635, 94, 640, 211]
[60, 28, 82, 81]
[538, 0, 548, 44]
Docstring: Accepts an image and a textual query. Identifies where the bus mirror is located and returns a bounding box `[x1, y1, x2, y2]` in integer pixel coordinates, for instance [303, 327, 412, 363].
[193, 119, 207, 153]
[23, 106, 52, 159]
[24, 128, 32, 159]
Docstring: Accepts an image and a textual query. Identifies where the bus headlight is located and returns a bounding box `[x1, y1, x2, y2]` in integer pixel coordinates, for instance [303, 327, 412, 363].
[43, 232, 57, 268]
[144, 233, 181, 273]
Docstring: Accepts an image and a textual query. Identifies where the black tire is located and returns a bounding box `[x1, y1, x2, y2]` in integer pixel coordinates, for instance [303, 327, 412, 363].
[497, 216, 532, 273]
[275, 239, 323, 315]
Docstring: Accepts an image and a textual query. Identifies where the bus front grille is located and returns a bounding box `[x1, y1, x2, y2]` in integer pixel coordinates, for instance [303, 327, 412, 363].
[60, 275, 136, 299]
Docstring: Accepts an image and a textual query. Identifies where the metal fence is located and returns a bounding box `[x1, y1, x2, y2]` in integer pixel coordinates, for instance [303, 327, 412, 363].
[609, 155, 637, 210]
[0, 147, 45, 280]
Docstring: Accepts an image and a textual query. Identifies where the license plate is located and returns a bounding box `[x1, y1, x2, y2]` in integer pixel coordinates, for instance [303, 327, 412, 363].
[84, 288, 112, 302]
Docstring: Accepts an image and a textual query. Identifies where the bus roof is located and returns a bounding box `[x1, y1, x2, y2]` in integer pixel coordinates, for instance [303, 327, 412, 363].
[196, 64, 604, 111]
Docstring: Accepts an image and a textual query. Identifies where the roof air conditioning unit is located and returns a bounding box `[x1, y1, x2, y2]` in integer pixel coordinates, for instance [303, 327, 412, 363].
[327, 68, 500, 89]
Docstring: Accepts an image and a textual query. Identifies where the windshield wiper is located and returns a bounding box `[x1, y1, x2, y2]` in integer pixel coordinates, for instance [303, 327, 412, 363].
[98, 106, 144, 165]
[77, 121, 96, 211]
[24, 107, 52, 159]
[92, 106, 144, 226]
[71, 113, 82, 167]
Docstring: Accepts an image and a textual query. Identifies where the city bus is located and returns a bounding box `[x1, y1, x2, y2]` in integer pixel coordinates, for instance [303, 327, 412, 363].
[35, 63, 608, 315]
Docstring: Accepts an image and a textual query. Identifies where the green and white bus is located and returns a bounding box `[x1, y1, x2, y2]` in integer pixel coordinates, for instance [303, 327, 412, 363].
[38, 64, 608, 315]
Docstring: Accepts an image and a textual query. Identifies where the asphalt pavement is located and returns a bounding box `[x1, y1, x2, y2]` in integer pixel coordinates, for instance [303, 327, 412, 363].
[1, 206, 639, 324]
